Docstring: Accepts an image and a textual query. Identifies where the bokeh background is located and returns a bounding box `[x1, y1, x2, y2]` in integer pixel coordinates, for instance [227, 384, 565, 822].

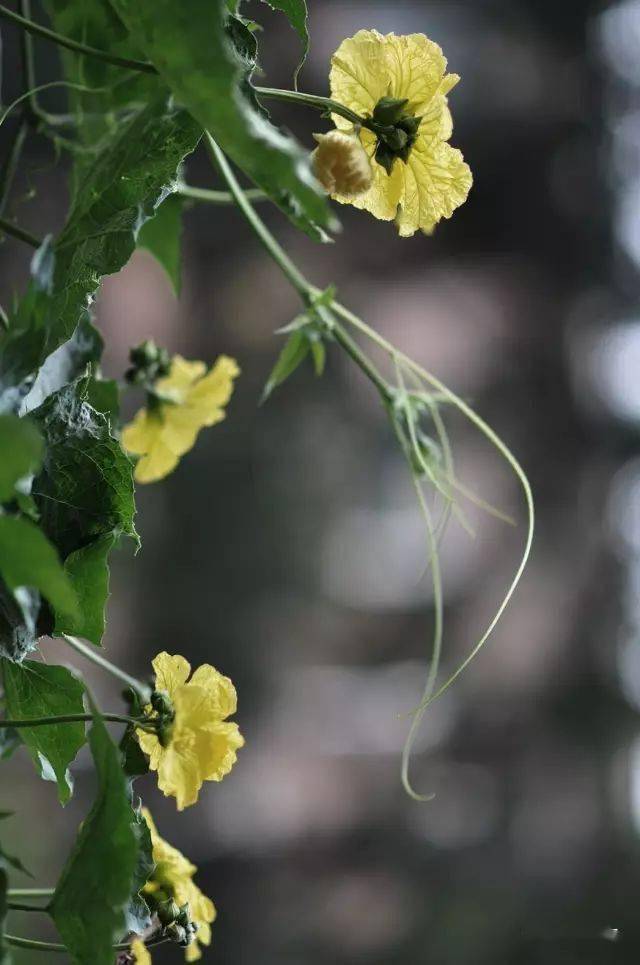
[2, 0, 640, 962]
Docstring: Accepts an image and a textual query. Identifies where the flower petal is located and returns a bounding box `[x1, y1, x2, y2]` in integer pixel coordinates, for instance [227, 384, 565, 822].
[395, 139, 472, 237]
[193, 720, 245, 784]
[121, 408, 160, 456]
[131, 938, 152, 965]
[330, 29, 389, 127]
[152, 652, 191, 696]
[189, 665, 238, 718]
[133, 439, 180, 484]
[380, 33, 448, 114]
[156, 356, 206, 400]
[185, 355, 240, 425]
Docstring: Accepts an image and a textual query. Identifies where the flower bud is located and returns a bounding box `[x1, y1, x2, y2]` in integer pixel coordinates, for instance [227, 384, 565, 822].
[311, 130, 372, 197]
[157, 897, 181, 926]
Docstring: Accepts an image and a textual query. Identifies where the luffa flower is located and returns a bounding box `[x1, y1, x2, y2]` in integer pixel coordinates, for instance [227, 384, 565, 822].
[122, 355, 240, 484]
[136, 652, 244, 810]
[141, 808, 216, 962]
[130, 938, 152, 964]
[328, 29, 472, 236]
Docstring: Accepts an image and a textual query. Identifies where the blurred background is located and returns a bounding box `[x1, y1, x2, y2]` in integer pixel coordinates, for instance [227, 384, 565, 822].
[2, 0, 640, 962]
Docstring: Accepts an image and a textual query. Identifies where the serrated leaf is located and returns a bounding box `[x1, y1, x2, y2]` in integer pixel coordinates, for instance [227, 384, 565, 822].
[137, 194, 183, 295]
[0, 96, 201, 407]
[0, 416, 43, 502]
[50, 709, 139, 964]
[0, 517, 78, 629]
[2, 660, 86, 805]
[84, 379, 120, 423]
[21, 316, 103, 415]
[54, 534, 116, 646]
[109, 0, 335, 240]
[32, 379, 137, 561]
[262, 330, 310, 402]
[260, 0, 309, 86]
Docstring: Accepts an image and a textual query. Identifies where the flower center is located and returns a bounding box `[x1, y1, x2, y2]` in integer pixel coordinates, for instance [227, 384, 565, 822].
[367, 96, 422, 175]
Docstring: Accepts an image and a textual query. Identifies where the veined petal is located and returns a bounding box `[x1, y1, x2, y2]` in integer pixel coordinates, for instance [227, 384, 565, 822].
[395, 139, 472, 237]
[330, 29, 390, 127]
[380, 33, 448, 113]
[156, 356, 206, 400]
[156, 741, 203, 811]
[153, 652, 191, 696]
[189, 664, 238, 718]
[193, 720, 244, 783]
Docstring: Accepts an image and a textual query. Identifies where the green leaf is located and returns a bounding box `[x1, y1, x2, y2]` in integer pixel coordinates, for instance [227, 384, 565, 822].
[54, 534, 116, 646]
[22, 315, 103, 415]
[0, 416, 43, 502]
[84, 379, 120, 423]
[0, 96, 201, 405]
[0, 516, 78, 628]
[262, 330, 311, 402]
[136, 194, 183, 295]
[50, 709, 139, 965]
[44, 0, 160, 189]
[1, 660, 85, 804]
[32, 379, 137, 561]
[109, 0, 335, 240]
[124, 805, 154, 934]
[260, 0, 309, 85]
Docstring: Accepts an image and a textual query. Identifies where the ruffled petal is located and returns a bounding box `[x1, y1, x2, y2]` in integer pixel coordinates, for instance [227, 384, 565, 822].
[330, 29, 389, 127]
[380, 33, 448, 113]
[193, 720, 244, 784]
[185, 355, 240, 425]
[395, 139, 472, 237]
[156, 742, 203, 811]
[152, 652, 191, 696]
[121, 408, 161, 456]
[189, 665, 238, 718]
[156, 356, 206, 401]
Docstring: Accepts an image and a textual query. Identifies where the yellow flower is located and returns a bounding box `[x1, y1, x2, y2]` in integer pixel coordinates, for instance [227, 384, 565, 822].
[122, 355, 240, 484]
[130, 938, 152, 964]
[137, 652, 244, 810]
[142, 808, 216, 962]
[311, 130, 372, 196]
[328, 29, 472, 236]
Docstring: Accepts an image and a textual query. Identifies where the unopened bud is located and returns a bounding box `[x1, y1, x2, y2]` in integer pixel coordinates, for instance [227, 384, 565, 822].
[157, 898, 181, 926]
[311, 130, 372, 197]
[166, 922, 188, 945]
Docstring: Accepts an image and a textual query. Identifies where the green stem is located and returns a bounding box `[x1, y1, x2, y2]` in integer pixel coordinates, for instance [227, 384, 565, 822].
[178, 183, 268, 205]
[62, 634, 152, 703]
[206, 133, 391, 402]
[8, 889, 54, 899]
[0, 119, 28, 216]
[5, 934, 169, 953]
[254, 86, 366, 128]
[0, 4, 155, 74]
[0, 215, 40, 248]
[0, 713, 145, 729]
[7, 902, 49, 913]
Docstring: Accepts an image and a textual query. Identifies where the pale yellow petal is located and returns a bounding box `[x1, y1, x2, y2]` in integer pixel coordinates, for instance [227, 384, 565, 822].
[189, 665, 238, 718]
[156, 356, 206, 400]
[185, 355, 240, 424]
[152, 652, 191, 695]
[121, 408, 161, 456]
[133, 439, 179, 484]
[380, 33, 448, 113]
[193, 720, 244, 783]
[395, 139, 472, 237]
[185, 943, 202, 962]
[158, 407, 202, 457]
[131, 939, 152, 965]
[330, 29, 389, 128]
[156, 742, 203, 811]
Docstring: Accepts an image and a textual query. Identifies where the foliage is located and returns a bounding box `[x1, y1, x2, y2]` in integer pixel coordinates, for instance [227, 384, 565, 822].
[0, 1, 533, 962]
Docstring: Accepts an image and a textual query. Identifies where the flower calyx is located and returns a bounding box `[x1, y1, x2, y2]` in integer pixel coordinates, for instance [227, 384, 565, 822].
[365, 95, 423, 175]
[125, 340, 172, 388]
[149, 689, 175, 747]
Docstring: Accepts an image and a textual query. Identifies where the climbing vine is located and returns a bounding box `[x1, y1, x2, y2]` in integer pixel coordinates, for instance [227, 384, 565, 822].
[0, 2, 532, 962]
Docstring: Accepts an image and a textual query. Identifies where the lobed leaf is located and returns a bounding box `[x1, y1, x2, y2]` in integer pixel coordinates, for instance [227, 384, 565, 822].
[0, 96, 201, 408]
[53, 534, 116, 647]
[1, 661, 86, 804]
[50, 710, 140, 965]
[109, 0, 335, 239]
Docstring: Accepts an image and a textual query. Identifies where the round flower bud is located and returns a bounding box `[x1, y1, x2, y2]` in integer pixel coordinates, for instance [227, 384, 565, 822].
[311, 130, 372, 197]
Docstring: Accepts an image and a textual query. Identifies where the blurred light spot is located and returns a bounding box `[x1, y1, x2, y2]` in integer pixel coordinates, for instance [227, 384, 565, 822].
[616, 177, 640, 267]
[607, 459, 640, 555]
[599, 0, 640, 85]
[580, 321, 640, 421]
